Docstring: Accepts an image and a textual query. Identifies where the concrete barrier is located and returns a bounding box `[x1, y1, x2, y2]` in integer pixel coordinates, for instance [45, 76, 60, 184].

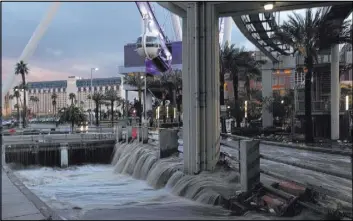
[159, 129, 179, 158]
[60, 143, 69, 168]
[116, 125, 123, 142]
[240, 139, 260, 192]
[140, 127, 148, 144]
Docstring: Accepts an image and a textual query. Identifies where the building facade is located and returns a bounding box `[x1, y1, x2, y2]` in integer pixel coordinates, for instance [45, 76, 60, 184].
[6, 76, 122, 116]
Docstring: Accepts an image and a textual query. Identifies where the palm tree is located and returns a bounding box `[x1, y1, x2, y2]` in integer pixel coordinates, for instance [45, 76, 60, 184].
[160, 70, 182, 106]
[220, 42, 265, 127]
[51, 92, 58, 116]
[160, 70, 182, 122]
[58, 105, 87, 133]
[10, 87, 21, 123]
[104, 102, 110, 119]
[34, 96, 39, 115]
[274, 8, 351, 142]
[124, 74, 145, 124]
[80, 101, 85, 108]
[14, 61, 29, 128]
[88, 92, 105, 126]
[29, 96, 36, 114]
[104, 89, 120, 126]
[69, 93, 76, 105]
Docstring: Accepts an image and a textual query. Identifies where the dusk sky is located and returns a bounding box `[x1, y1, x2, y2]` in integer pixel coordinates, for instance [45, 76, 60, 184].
[2, 2, 329, 84]
[1, 2, 263, 84]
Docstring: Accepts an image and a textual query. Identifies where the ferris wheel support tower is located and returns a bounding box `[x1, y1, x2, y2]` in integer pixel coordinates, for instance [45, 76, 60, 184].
[2, 2, 61, 105]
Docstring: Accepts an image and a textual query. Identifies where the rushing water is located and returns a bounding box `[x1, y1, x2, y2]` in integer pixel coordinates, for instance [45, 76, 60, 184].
[14, 165, 261, 220]
[13, 142, 334, 220]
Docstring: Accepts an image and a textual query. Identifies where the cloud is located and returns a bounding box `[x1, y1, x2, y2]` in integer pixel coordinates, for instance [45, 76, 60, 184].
[2, 2, 141, 82]
[45, 48, 63, 57]
[2, 58, 75, 86]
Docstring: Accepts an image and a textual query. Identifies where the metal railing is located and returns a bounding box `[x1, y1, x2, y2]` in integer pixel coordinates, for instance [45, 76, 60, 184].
[296, 100, 346, 113]
[296, 51, 352, 65]
[3, 133, 115, 145]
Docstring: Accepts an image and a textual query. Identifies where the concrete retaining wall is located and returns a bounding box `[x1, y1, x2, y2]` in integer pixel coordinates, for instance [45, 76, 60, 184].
[4, 140, 115, 167]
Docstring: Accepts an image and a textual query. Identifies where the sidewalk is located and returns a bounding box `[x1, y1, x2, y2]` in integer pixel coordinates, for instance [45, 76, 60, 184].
[1, 169, 45, 220]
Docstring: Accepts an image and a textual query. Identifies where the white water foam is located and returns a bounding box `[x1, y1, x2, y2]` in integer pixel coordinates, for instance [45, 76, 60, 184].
[112, 142, 241, 205]
[12, 141, 330, 220]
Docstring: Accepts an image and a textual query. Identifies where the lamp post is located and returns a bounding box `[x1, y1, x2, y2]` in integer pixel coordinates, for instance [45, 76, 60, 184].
[141, 75, 147, 124]
[90, 67, 99, 126]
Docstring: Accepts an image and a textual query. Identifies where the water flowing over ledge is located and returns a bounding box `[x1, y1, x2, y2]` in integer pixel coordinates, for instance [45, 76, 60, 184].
[112, 142, 242, 206]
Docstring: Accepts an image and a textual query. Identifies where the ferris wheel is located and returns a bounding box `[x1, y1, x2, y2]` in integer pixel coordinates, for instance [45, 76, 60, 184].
[2, 2, 234, 102]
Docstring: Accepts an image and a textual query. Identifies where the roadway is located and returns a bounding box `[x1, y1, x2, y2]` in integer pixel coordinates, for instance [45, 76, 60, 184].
[220, 140, 352, 204]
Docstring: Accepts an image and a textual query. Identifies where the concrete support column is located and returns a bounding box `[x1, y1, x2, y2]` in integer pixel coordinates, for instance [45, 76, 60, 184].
[261, 65, 273, 128]
[331, 44, 340, 140]
[2, 145, 5, 166]
[116, 125, 122, 142]
[145, 92, 152, 113]
[182, 2, 220, 174]
[60, 143, 68, 168]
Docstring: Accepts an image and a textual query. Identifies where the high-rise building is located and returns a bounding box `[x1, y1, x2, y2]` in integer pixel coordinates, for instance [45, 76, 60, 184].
[5, 76, 122, 116]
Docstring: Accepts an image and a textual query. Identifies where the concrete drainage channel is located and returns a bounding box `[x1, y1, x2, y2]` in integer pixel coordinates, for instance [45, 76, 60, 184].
[3, 126, 352, 220]
[2, 165, 64, 220]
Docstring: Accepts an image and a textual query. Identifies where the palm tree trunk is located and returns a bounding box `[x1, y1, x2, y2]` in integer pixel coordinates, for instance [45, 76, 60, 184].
[232, 72, 241, 127]
[122, 102, 125, 117]
[71, 120, 75, 133]
[99, 104, 102, 121]
[16, 98, 20, 123]
[111, 101, 114, 126]
[95, 103, 99, 126]
[176, 91, 182, 123]
[304, 57, 314, 143]
[220, 70, 227, 133]
[22, 76, 27, 128]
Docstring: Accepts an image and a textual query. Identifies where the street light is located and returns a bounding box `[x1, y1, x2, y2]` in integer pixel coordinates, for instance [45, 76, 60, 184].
[90, 67, 99, 126]
[141, 75, 147, 123]
[264, 2, 274, 10]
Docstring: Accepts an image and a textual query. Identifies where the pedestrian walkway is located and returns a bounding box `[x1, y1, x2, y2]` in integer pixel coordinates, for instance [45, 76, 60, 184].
[1, 169, 45, 220]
